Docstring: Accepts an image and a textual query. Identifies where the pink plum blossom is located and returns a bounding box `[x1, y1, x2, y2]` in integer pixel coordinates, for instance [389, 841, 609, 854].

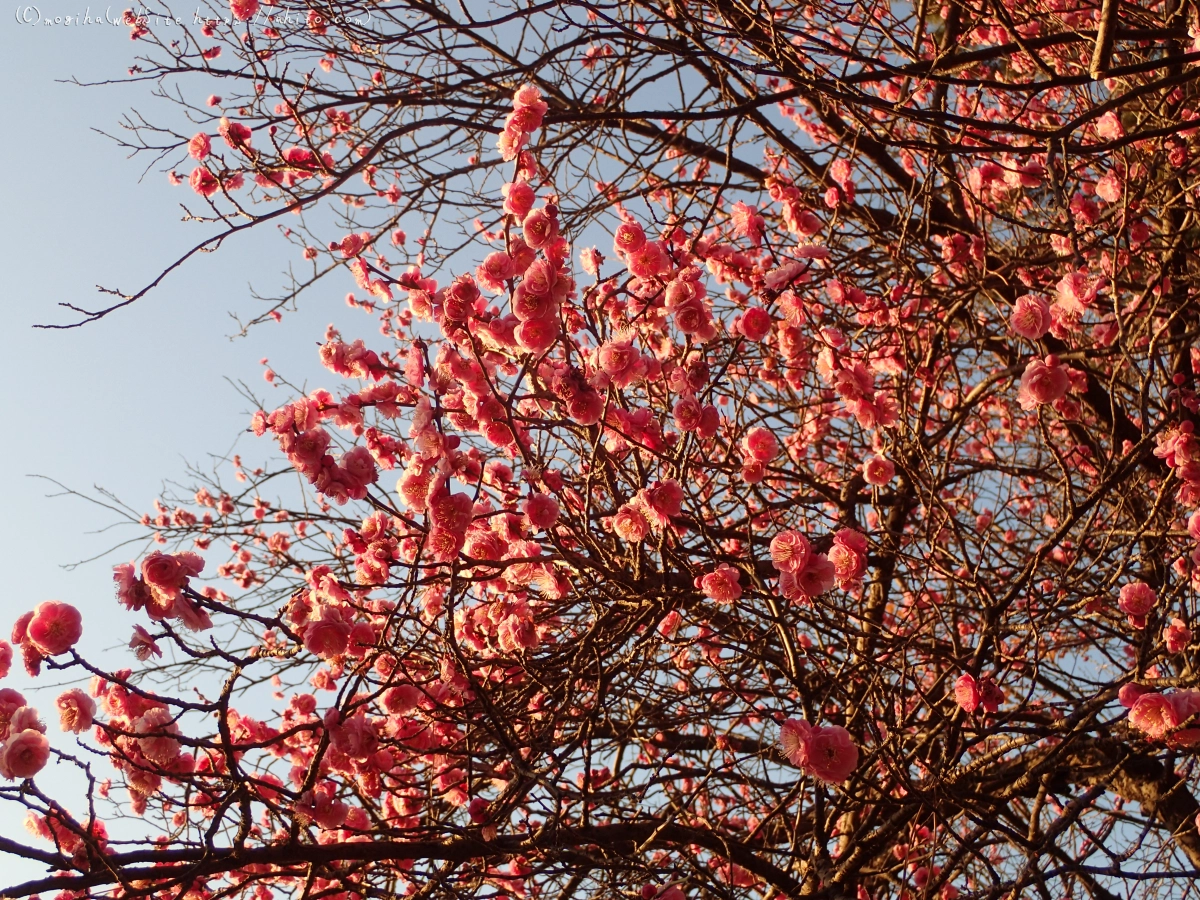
[1165, 618, 1193, 653]
[1118, 582, 1157, 618]
[523, 494, 560, 530]
[770, 530, 812, 574]
[613, 505, 649, 543]
[229, 0, 258, 20]
[1017, 356, 1070, 409]
[1009, 294, 1051, 340]
[862, 456, 895, 485]
[779, 718, 812, 767]
[1129, 692, 1182, 739]
[828, 529, 868, 588]
[56, 690, 96, 734]
[130, 626, 163, 661]
[741, 427, 779, 463]
[1, 728, 50, 780]
[806, 726, 859, 784]
[304, 610, 352, 660]
[954, 674, 979, 713]
[779, 719, 858, 783]
[24, 602, 83, 657]
[1119, 682, 1150, 708]
[698, 564, 742, 604]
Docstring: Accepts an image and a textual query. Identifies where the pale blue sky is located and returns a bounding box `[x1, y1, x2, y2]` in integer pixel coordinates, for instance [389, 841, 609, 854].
[0, 10, 370, 872]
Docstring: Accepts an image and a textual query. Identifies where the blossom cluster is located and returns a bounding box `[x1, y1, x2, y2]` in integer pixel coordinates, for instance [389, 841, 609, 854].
[769, 527, 868, 601]
[1126, 688, 1200, 748]
[1157, 424, 1200, 507]
[9, 600, 83, 677]
[114, 551, 209, 628]
[0, 603, 93, 783]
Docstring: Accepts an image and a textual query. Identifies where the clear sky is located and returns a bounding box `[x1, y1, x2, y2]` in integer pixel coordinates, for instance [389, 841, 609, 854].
[0, 9, 368, 874]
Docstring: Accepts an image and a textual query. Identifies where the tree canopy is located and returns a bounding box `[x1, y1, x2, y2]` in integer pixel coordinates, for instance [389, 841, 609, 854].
[6, 2, 1200, 899]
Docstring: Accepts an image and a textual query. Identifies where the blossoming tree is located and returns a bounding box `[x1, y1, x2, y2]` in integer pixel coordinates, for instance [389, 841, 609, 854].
[7, 0, 1200, 898]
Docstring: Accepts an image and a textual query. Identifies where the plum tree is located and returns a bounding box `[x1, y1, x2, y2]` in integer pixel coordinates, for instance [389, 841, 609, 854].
[6, 2, 1200, 899]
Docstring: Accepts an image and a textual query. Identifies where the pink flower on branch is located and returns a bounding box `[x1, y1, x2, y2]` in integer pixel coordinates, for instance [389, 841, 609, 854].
[0, 728, 50, 780]
[1017, 356, 1070, 409]
[23, 602, 83, 657]
[779, 718, 859, 784]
